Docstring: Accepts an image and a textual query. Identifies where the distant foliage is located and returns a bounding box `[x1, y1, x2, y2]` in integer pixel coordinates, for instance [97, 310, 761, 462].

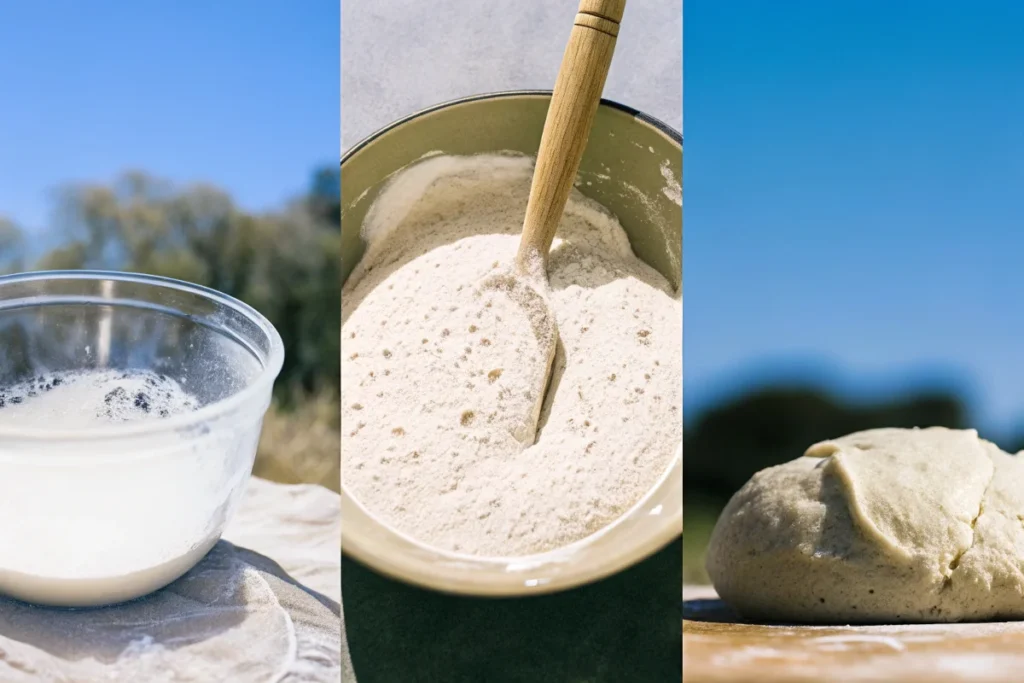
[1, 168, 340, 399]
[0, 218, 25, 274]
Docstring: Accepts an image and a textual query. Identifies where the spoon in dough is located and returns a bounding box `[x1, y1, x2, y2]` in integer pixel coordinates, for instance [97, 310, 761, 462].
[486, 0, 626, 445]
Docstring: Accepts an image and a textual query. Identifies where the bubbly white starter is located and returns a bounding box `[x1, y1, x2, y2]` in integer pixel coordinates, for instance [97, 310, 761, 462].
[0, 369, 254, 606]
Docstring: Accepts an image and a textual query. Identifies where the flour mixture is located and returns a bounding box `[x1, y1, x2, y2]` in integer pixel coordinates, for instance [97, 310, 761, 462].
[342, 154, 682, 557]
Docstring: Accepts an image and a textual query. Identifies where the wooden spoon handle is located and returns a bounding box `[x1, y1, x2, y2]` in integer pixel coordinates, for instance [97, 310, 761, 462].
[517, 0, 626, 272]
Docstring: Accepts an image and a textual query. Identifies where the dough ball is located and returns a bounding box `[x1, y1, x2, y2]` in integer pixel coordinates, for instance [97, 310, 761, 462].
[706, 427, 1024, 623]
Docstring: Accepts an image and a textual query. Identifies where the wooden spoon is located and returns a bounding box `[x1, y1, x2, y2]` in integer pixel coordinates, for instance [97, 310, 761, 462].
[518, 0, 627, 274]
[490, 0, 626, 446]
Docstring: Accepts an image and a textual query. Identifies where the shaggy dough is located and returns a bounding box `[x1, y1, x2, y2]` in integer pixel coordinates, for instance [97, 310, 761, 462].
[706, 427, 1024, 623]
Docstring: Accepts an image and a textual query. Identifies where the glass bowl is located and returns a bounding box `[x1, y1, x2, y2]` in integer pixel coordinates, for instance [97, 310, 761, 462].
[0, 271, 284, 606]
[340, 92, 682, 596]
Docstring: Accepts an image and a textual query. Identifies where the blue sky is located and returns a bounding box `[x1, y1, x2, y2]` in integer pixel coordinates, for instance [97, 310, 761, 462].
[0, 1, 338, 239]
[685, 1, 1024, 438]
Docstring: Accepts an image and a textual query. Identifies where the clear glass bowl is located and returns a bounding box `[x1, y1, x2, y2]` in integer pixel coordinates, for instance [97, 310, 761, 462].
[341, 92, 682, 596]
[0, 271, 284, 606]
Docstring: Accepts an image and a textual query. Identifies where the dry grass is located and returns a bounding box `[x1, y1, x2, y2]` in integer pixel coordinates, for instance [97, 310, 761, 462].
[253, 390, 340, 492]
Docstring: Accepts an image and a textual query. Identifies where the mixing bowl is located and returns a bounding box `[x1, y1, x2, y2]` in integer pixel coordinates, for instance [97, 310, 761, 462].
[341, 91, 682, 596]
[0, 271, 284, 606]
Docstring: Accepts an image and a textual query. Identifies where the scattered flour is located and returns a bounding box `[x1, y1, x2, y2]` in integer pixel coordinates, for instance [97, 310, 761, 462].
[660, 159, 682, 206]
[341, 154, 681, 557]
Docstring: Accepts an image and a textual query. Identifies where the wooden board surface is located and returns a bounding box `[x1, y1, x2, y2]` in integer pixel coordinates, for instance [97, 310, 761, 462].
[683, 585, 1024, 682]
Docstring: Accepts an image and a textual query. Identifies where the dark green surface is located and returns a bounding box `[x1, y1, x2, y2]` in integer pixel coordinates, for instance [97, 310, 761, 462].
[344, 539, 682, 683]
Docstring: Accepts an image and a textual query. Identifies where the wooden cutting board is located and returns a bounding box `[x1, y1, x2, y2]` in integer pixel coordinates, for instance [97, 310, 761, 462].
[683, 585, 1024, 682]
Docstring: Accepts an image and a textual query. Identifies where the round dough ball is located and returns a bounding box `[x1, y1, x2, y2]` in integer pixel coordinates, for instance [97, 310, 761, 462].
[706, 427, 1024, 623]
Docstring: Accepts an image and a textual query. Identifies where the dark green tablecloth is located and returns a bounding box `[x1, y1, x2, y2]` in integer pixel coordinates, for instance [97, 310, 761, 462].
[344, 539, 681, 683]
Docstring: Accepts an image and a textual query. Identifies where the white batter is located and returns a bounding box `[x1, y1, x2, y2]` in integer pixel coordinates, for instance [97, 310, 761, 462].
[0, 369, 248, 606]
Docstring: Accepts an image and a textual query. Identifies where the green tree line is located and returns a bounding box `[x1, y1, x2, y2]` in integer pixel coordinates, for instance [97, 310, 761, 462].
[0, 168, 340, 401]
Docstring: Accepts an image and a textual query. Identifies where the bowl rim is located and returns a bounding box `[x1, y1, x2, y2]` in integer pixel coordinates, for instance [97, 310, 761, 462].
[0, 269, 285, 442]
[340, 92, 682, 595]
[341, 89, 682, 164]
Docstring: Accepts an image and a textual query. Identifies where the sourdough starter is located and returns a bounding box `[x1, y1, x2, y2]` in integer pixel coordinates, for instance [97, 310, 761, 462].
[0, 369, 240, 606]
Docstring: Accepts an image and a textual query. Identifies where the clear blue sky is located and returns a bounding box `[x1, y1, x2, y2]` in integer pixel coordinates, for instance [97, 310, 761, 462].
[0, 1, 338, 236]
[685, 1, 1024, 438]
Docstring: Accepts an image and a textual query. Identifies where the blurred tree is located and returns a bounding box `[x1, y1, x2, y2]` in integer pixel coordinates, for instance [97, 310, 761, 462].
[684, 386, 968, 504]
[0, 218, 25, 273]
[35, 169, 340, 399]
[306, 166, 341, 227]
